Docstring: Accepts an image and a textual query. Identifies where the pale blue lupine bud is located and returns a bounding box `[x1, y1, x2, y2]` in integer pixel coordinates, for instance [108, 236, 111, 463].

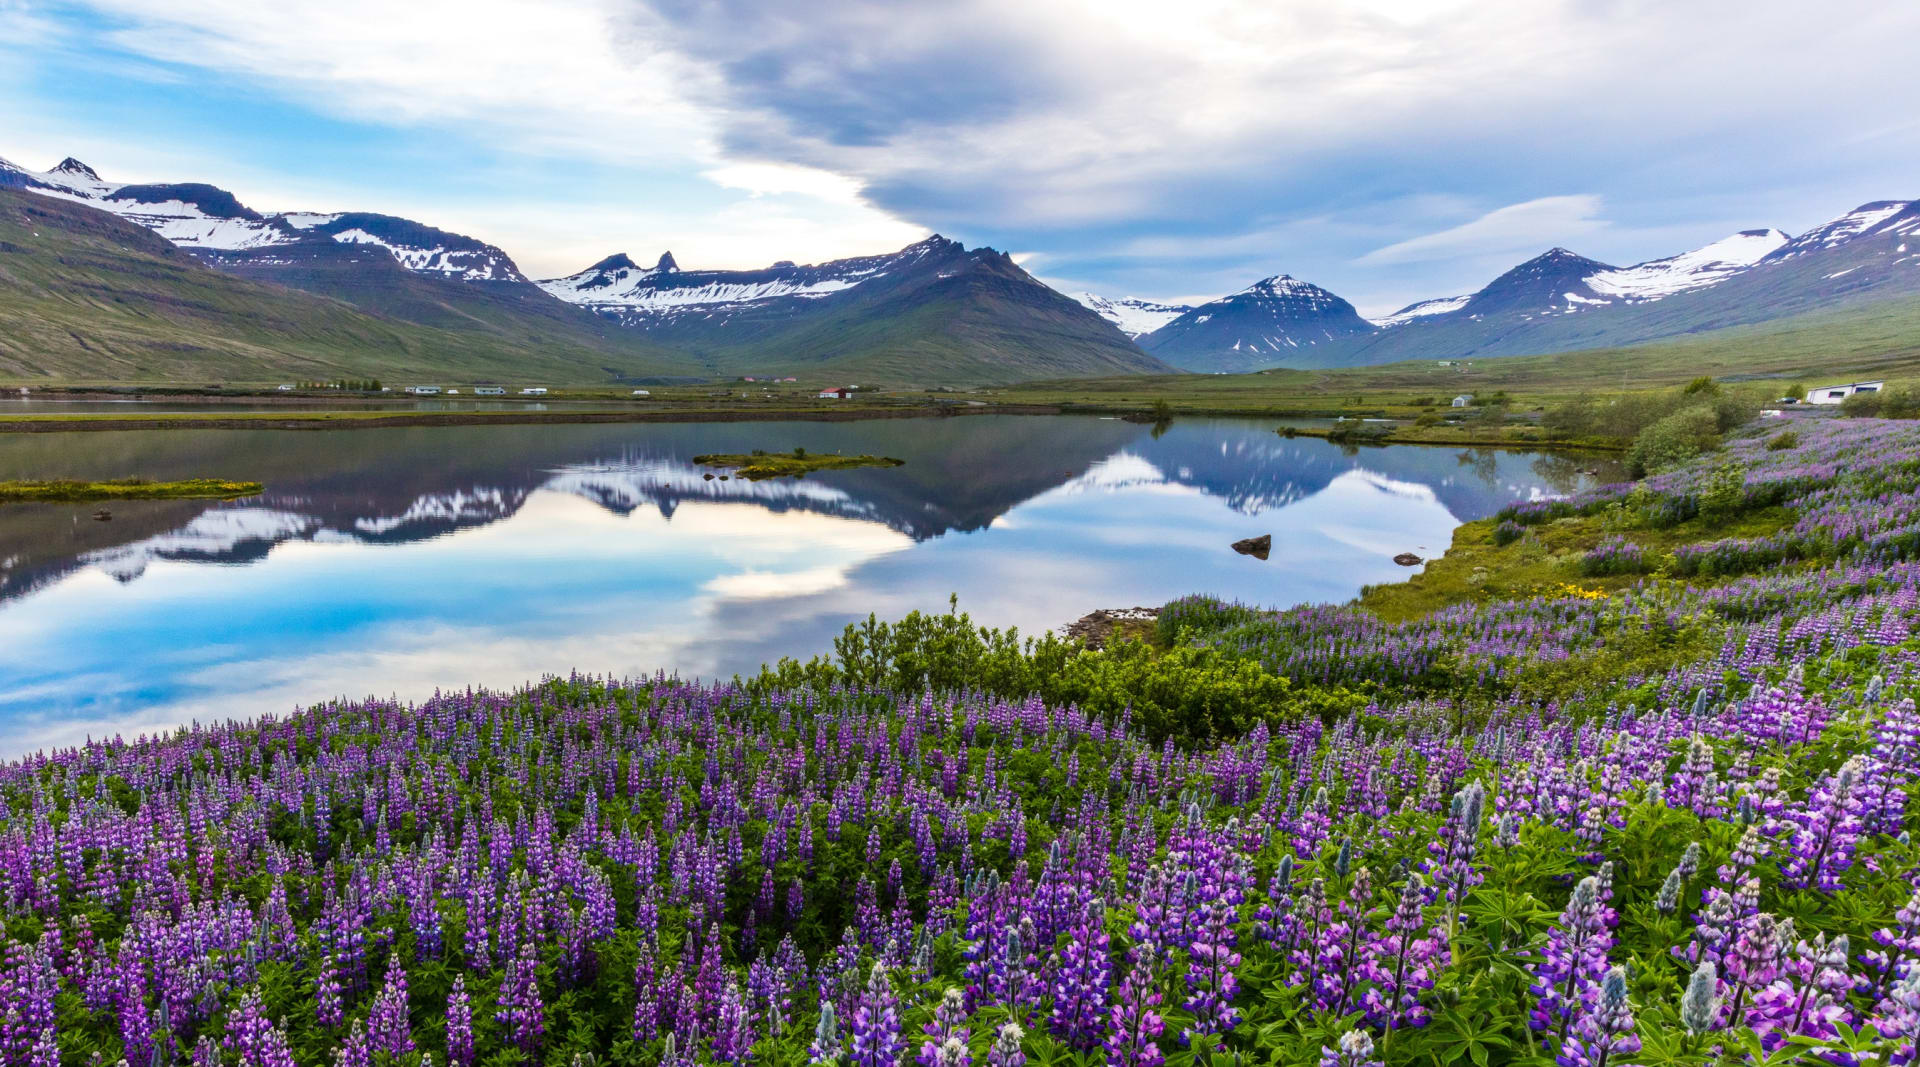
[1680, 962, 1720, 1034]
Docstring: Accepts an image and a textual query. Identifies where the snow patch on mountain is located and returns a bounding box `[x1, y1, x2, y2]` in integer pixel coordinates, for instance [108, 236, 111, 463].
[1373, 295, 1468, 327]
[1588, 229, 1789, 300]
[1073, 293, 1194, 338]
[1768, 202, 1918, 260]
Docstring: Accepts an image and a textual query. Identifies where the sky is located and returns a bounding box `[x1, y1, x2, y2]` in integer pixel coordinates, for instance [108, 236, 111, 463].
[2, 0, 1917, 317]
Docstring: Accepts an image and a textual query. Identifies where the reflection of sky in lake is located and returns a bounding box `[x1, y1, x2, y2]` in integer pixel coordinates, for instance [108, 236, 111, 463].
[0, 417, 1615, 754]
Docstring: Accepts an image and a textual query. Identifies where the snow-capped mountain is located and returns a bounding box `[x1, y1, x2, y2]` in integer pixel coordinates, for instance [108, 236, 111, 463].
[1762, 201, 1920, 262]
[1072, 293, 1194, 338]
[538, 237, 964, 326]
[0, 155, 524, 282]
[1139, 275, 1378, 372]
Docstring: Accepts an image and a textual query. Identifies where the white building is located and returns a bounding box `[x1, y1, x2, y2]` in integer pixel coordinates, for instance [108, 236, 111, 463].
[631, 389, 651, 396]
[405, 385, 442, 395]
[474, 386, 506, 396]
[819, 386, 855, 399]
[1806, 380, 1885, 405]
[1450, 394, 1474, 408]
[519, 387, 548, 396]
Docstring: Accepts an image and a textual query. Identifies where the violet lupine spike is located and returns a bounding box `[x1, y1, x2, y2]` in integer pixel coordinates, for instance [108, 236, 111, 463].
[1049, 897, 1111, 1050]
[985, 1023, 1026, 1067]
[919, 988, 972, 1067]
[1527, 875, 1612, 1044]
[1557, 965, 1638, 1067]
[848, 964, 902, 1067]
[446, 975, 475, 1067]
[1781, 757, 1868, 891]
[1748, 933, 1854, 1052]
[1316, 1029, 1383, 1067]
[369, 952, 414, 1057]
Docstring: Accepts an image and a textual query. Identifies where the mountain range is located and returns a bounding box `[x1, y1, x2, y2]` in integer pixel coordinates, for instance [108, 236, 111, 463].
[3, 150, 1917, 383]
[1074, 208, 1917, 372]
[0, 155, 1165, 385]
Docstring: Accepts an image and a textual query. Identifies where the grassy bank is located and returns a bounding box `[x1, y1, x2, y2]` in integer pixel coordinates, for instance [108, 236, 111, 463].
[0, 477, 263, 502]
[692, 450, 906, 479]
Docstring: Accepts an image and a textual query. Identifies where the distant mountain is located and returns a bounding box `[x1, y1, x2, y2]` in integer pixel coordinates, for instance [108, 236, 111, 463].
[537, 236, 1174, 385]
[1139, 276, 1378, 372]
[0, 187, 695, 382]
[4, 153, 1168, 386]
[1321, 204, 1919, 367]
[1072, 293, 1193, 338]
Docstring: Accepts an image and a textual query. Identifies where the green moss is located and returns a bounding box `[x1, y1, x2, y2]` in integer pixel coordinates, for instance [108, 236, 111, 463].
[691, 450, 905, 479]
[0, 477, 264, 502]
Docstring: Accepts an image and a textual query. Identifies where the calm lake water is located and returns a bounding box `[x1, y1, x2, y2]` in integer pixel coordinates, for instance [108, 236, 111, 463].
[0, 416, 1616, 754]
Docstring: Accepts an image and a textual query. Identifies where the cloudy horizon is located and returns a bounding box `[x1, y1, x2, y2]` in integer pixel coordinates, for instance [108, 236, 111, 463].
[4, 0, 1915, 317]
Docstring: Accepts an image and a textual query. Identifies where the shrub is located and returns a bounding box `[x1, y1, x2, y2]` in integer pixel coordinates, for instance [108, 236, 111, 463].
[1697, 461, 1748, 524]
[1841, 386, 1919, 419]
[1627, 404, 1720, 477]
[1492, 519, 1527, 546]
[1766, 430, 1800, 451]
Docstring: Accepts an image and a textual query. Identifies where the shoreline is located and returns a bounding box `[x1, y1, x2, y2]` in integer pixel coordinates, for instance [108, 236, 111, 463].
[0, 402, 1620, 453]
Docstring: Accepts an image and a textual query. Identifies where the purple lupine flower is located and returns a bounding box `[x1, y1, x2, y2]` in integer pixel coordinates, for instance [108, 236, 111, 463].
[1317, 1029, 1383, 1067]
[713, 978, 756, 1065]
[495, 939, 546, 1053]
[1049, 897, 1111, 1050]
[1557, 966, 1638, 1067]
[985, 1023, 1025, 1067]
[1528, 876, 1612, 1044]
[1182, 892, 1242, 1045]
[1781, 757, 1867, 891]
[369, 952, 414, 1056]
[1748, 933, 1853, 1052]
[919, 988, 971, 1067]
[1873, 964, 1920, 1066]
[809, 1002, 843, 1066]
[1361, 873, 1446, 1030]
[848, 964, 902, 1067]
[446, 975, 474, 1067]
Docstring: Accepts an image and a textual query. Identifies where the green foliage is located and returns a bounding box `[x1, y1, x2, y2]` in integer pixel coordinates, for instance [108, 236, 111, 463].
[1766, 430, 1800, 451]
[1627, 405, 1721, 477]
[1697, 461, 1748, 524]
[1840, 386, 1920, 419]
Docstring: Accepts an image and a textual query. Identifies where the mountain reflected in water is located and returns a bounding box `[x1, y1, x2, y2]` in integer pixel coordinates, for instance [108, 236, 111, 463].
[0, 416, 1614, 753]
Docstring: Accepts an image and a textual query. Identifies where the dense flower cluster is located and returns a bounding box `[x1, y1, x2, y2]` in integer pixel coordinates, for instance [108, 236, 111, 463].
[0, 417, 1916, 1066]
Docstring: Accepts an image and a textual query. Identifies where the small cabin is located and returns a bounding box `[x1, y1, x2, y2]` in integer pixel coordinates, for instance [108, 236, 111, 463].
[275, 383, 294, 391]
[473, 386, 506, 396]
[519, 387, 549, 396]
[405, 385, 442, 395]
[1806, 380, 1884, 405]
[631, 389, 651, 396]
[819, 386, 855, 399]
[1450, 394, 1474, 408]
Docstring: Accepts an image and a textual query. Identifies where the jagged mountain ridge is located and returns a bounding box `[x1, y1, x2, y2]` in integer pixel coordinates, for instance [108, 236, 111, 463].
[2, 153, 1167, 384]
[1122, 202, 1915, 371]
[535, 236, 1174, 383]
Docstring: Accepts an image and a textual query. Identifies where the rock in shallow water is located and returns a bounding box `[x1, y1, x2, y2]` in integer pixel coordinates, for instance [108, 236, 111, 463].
[1232, 534, 1272, 560]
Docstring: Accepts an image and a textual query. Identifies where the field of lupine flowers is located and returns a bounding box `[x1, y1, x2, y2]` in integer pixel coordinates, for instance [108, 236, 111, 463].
[2, 415, 1919, 1067]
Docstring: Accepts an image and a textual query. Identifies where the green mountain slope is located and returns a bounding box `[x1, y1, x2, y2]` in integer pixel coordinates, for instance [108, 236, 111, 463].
[679, 248, 1175, 385]
[0, 190, 697, 383]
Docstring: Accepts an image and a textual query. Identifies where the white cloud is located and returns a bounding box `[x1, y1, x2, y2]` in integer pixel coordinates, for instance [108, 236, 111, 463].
[1358, 195, 1609, 265]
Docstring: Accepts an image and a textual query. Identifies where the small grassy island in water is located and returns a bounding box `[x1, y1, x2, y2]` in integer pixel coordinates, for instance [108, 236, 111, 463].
[0, 477, 264, 502]
[691, 448, 905, 480]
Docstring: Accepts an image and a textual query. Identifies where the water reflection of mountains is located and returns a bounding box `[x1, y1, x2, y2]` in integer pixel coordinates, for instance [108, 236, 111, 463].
[0, 418, 1601, 603]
